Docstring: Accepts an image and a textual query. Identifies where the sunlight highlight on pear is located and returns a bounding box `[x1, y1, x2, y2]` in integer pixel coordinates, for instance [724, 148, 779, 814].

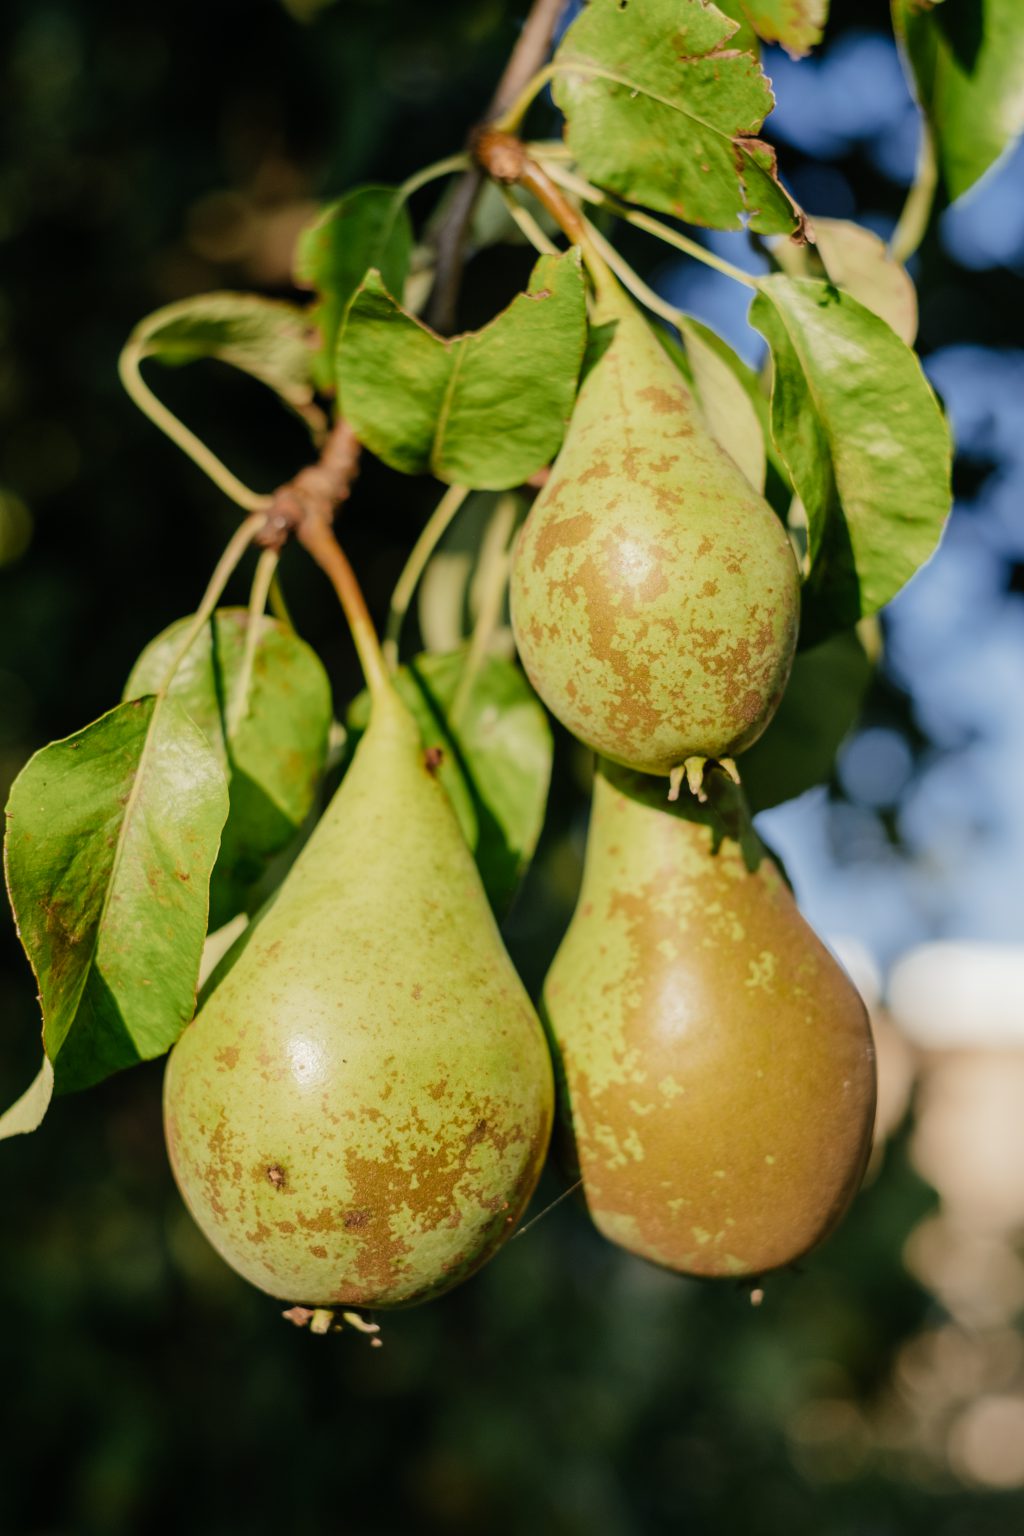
[543, 761, 876, 1278]
[511, 280, 800, 777]
[164, 682, 554, 1308]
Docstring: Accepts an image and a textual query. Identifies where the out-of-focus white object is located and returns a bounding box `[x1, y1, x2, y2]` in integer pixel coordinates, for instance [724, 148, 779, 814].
[828, 934, 883, 1010]
[889, 942, 1024, 1050]
[828, 934, 915, 1151]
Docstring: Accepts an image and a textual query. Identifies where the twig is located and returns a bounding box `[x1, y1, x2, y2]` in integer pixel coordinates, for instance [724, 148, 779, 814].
[258, 417, 362, 552]
[254, 417, 392, 696]
[475, 131, 612, 296]
[425, 0, 566, 332]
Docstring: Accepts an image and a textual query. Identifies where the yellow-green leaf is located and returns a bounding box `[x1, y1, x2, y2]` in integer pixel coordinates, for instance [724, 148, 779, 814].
[893, 0, 1024, 201]
[125, 610, 332, 927]
[337, 251, 587, 489]
[553, 0, 803, 234]
[750, 275, 952, 643]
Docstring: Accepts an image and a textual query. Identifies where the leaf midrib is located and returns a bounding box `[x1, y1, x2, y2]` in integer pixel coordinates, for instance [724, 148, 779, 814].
[553, 55, 769, 153]
[49, 696, 166, 1058]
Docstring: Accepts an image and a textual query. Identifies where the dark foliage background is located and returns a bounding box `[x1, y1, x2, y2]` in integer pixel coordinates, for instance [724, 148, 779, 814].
[1, 2, 1022, 1532]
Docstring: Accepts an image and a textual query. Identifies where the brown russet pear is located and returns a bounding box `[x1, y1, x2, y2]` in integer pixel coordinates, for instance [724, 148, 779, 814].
[511, 276, 800, 778]
[164, 679, 554, 1308]
[543, 760, 876, 1277]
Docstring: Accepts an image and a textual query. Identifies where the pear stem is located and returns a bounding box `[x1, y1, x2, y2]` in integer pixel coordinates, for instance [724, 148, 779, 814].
[383, 483, 471, 670]
[158, 512, 265, 693]
[297, 517, 391, 703]
[579, 217, 687, 330]
[475, 131, 616, 299]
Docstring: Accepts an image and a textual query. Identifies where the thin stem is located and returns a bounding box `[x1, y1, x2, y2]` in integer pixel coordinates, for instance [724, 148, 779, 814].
[450, 493, 519, 727]
[523, 138, 572, 162]
[297, 517, 390, 703]
[228, 547, 279, 736]
[268, 572, 294, 631]
[159, 513, 265, 692]
[119, 343, 272, 513]
[536, 157, 759, 289]
[396, 153, 471, 208]
[890, 126, 938, 266]
[493, 61, 558, 134]
[581, 217, 684, 329]
[497, 185, 561, 257]
[383, 483, 471, 669]
[480, 140, 615, 297]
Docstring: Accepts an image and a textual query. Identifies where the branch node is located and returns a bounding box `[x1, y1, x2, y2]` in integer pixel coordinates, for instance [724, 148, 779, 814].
[258, 418, 362, 551]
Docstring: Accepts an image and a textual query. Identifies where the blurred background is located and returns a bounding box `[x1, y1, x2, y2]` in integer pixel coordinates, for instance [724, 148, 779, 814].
[1, 0, 1023, 1531]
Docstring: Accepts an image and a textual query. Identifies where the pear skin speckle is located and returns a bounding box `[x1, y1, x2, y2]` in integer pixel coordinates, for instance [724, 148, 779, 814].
[511, 287, 800, 775]
[164, 687, 554, 1308]
[542, 761, 876, 1279]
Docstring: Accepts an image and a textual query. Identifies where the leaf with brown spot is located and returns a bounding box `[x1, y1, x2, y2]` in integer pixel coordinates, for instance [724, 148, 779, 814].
[4, 697, 229, 1094]
[716, 0, 829, 59]
[553, 0, 803, 234]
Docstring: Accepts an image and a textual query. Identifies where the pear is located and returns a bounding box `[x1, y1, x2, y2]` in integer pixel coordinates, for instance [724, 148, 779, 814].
[543, 761, 875, 1278]
[164, 680, 554, 1308]
[511, 280, 800, 777]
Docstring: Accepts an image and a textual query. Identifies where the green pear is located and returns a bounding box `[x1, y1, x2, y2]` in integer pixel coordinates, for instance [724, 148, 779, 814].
[164, 681, 554, 1308]
[543, 761, 875, 1278]
[511, 280, 800, 777]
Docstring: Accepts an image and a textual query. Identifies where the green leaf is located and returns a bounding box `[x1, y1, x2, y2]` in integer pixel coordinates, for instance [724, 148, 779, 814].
[552, 0, 803, 234]
[348, 651, 553, 916]
[742, 629, 873, 812]
[124, 610, 332, 927]
[337, 250, 588, 489]
[0, 1058, 54, 1142]
[4, 698, 230, 1093]
[125, 292, 319, 420]
[774, 217, 918, 344]
[893, 0, 1024, 201]
[749, 275, 952, 643]
[293, 185, 413, 393]
[717, 0, 828, 58]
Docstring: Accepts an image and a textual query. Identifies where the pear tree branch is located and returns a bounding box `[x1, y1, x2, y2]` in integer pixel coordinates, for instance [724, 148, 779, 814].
[425, 0, 565, 332]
